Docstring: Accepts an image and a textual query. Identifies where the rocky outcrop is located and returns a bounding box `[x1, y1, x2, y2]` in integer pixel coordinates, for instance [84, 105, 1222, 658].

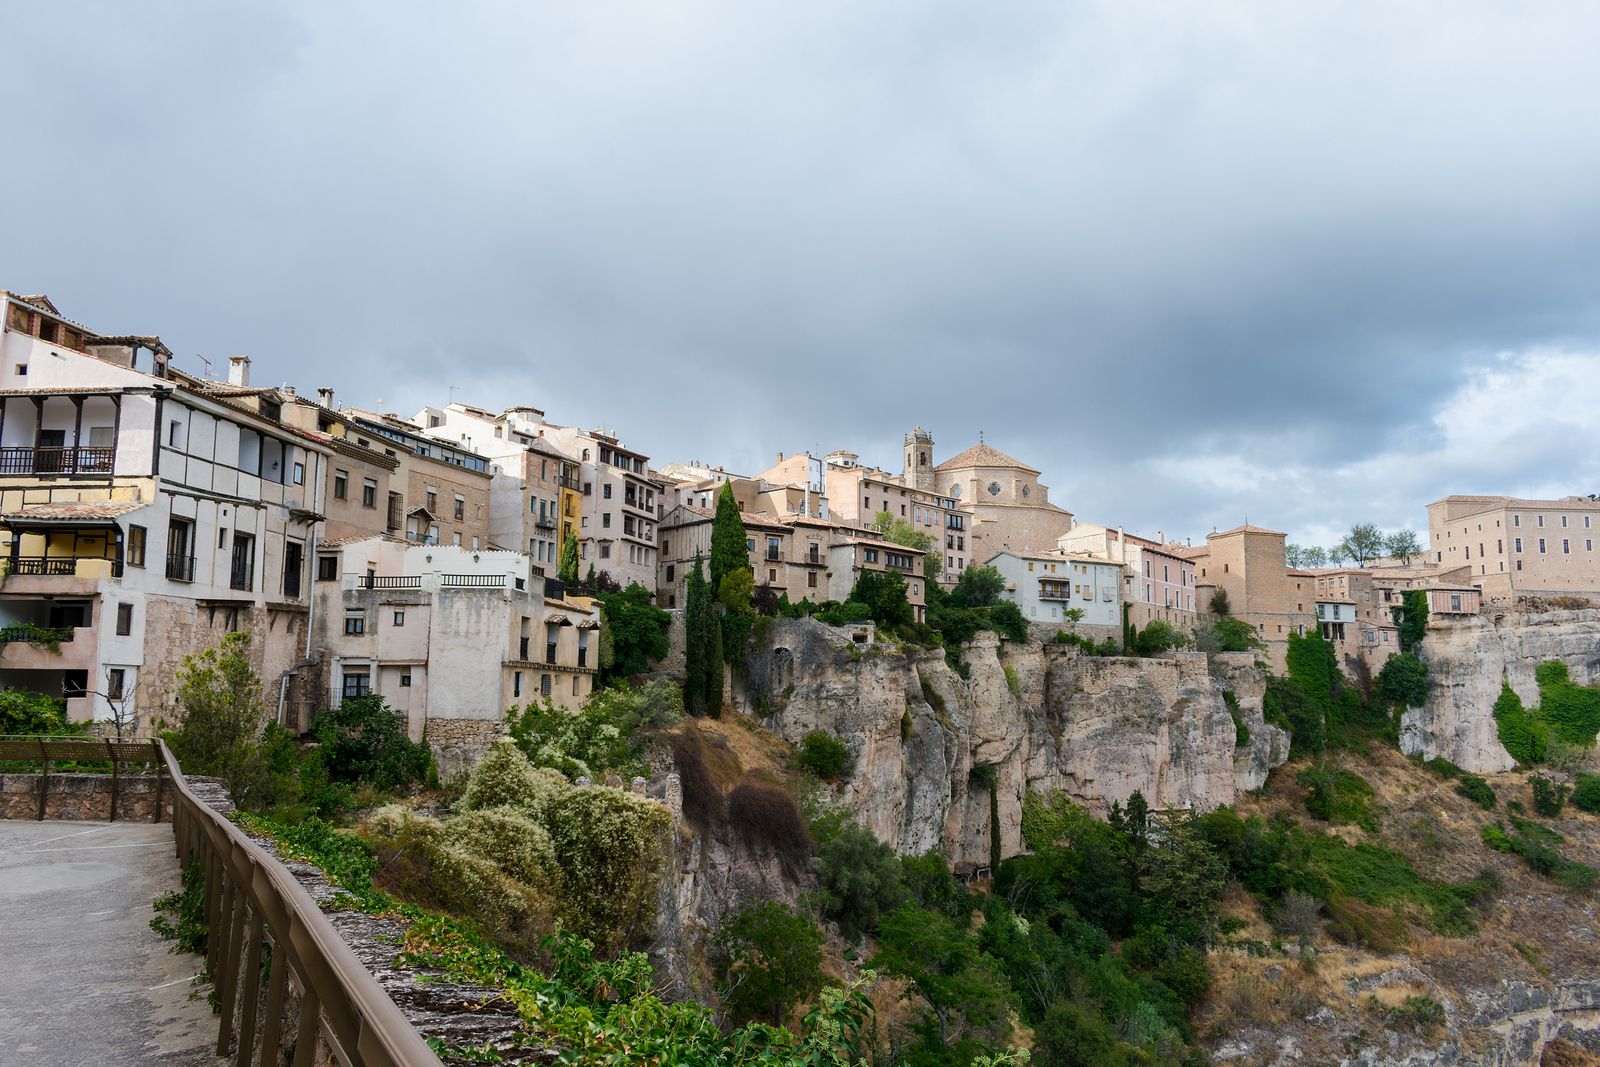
[1401, 610, 1600, 773]
[742, 620, 1286, 868]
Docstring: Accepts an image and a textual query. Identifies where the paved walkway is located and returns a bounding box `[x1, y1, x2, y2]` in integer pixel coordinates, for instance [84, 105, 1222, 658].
[0, 821, 226, 1067]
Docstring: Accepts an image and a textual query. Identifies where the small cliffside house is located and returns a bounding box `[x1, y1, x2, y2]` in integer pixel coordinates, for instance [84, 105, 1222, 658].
[314, 538, 598, 744]
[1180, 524, 1317, 673]
[986, 550, 1123, 629]
[1057, 521, 1197, 631]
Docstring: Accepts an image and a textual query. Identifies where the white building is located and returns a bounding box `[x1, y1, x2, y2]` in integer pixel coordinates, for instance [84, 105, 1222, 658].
[0, 292, 330, 730]
[314, 538, 599, 741]
[987, 550, 1123, 629]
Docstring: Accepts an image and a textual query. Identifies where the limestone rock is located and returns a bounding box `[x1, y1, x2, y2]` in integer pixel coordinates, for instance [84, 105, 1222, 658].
[1401, 610, 1600, 773]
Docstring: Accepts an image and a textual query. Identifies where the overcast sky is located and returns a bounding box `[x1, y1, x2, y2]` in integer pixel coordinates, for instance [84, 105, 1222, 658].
[5, 2, 1598, 549]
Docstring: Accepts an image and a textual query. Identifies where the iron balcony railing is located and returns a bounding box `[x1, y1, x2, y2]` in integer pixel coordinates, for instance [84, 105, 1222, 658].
[160, 740, 444, 1067]
[0, 445, 115, 476]
[534, 515, 557, 530]
[166, 553, 197, 582]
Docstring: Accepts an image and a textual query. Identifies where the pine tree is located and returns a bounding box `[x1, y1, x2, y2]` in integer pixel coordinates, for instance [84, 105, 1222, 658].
[559, 530, 580, 586]
[710, 482, 750, 599]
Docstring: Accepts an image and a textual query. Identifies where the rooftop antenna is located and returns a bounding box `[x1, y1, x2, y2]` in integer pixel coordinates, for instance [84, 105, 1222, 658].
[448, 384, 459, 405]
[197, 354, 214, 379]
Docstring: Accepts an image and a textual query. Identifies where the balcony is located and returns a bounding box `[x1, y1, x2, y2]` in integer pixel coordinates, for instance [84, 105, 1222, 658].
[558, 476, 581, 491]
[166, 554, 196, 582]
[0, 446, 115, 476]
[4, 555, 122, 580]
[1039, 583, 1072, 601]
[535, 515, 558, 530]
[357, 575, 422, 590]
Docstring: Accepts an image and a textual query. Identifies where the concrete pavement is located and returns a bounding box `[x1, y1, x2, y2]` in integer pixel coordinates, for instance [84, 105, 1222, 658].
[0, 821, 226, 1066]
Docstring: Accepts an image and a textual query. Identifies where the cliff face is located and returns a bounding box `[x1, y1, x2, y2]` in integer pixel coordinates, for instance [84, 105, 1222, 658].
[1402, 609, 1600, 773]
[742, 620, 1287, 868]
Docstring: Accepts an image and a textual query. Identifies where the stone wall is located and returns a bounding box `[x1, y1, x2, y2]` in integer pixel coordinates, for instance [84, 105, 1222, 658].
[424, 717, 505, 785]
[0, 773, 172, 821]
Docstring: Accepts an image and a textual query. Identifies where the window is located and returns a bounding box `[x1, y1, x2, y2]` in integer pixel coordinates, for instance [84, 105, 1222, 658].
[345, 613, 366, 635]
[665, 564, 675, 582]
[808, 571, 818, 588]
[1563, 539, 1570, 554]
[1539, 538, 1547, 553]
[426, 488, 438, 512]
[318, 555, 338, 581]
[603, 484, 612, 498]
[362, 478, 377, 508]
[284, 541, 303, 598]
[1513, 514, 1521, 526]
[341, 671, 371, 699]
[454, 495, 465, 520]
[1515, 538, 1522, 552]
[126, 525, 147, 568]
[230, 533, 255, 591]
[603, 513, 611, 528]
[513, 671, 523, 698]
[1538, 515, 1545, 527]
[168, 420, 183, 447]
[540, 674, 552, 696]
[393, 610, 405, 626]
[334, 469, 349, 499]
[293, 461, 305, 485]
[1561, 515, 1569, 528]
[452, 532, 462, 547]
[399, 671, 412, 687]
[106, 668, 126, 700]
[116, 603, 134, 636]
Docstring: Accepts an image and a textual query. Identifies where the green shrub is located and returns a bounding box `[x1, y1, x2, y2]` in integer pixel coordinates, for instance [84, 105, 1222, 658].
[1421, 757, 1462, 779]
[1387, 994, 1446, 1035]
[816, 820, 905, 941]
[1375, 652, 1430, 707]
[988, 600, 1028, 642]
[1573, 773, 1600, 814]
[1494, 681, 1549, 765]
[1223, 691, 1250, 747]
[505, 681, 679, 780]
[459, 740, 570, 817]
[0, 687, 75, 736]
[1481, 824, 1512, 851]
[795, 731, 852, 781]
[1530, 774, 1568, 817]
[149, 859, 208, 958]
[1535, 661, 1600, 747]
[1455, 774, 1496, 810]
[448, 807, 555, 885]
[1298, 766, 1378, 831]
[714, 901, 824, 1026]
[542, 786, 672, 952]
[1003, 664, 1021, 697]
[307, 694, 434, 792]
[1132, 620, 1188, 657]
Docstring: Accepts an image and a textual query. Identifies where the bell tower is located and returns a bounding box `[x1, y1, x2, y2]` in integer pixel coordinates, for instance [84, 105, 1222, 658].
[903, 426, 935, 492]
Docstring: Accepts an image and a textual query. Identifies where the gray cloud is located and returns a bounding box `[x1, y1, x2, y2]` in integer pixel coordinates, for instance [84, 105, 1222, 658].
[4, 1, 1598, 546]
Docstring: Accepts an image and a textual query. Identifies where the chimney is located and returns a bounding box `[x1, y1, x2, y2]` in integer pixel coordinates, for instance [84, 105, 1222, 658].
[227, 355, 251, 387]
[776, 451, 784, 465]
[282, 384, 296, 397]
[316, 387, 334, 408]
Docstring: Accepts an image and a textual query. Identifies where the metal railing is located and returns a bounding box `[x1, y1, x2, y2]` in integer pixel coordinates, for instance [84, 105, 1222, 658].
[166, 553, 197, 582]
[162, 740, 443, 1067]
[0, 736, 161, 821]
[0, 445, 115, 475]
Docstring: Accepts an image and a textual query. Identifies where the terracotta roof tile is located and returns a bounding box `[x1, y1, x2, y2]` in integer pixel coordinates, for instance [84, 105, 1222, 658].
[933, 442, 1039, 474]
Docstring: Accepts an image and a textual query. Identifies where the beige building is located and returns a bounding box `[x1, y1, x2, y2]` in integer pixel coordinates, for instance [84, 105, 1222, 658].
[343, 406, 493, 551]
[811, 443, 969, 586]
[1426, 495, 1600, 603]
[827, 536, 927, 623]
[314, 538, 598, 742]
[1184, 524, 1317, 672]
[656, 505, 836, 609]
[934, 442, 1073, 560]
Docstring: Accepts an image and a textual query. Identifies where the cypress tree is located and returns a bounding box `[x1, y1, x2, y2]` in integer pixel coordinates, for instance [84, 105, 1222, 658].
[685, 553, 709, 715]
[706, 600, 725, 718]
[558, 530, 580, 586]
[710, 482, 750, 599]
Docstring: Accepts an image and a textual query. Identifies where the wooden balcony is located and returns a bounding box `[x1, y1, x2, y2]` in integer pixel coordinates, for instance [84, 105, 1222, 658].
[0, 446, 115, 476]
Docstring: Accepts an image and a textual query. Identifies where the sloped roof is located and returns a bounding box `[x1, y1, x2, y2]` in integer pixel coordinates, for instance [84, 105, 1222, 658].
[933, 443, 1039, 475]
[2, 500, 149, 522]
[1209, 523, 1286, 539]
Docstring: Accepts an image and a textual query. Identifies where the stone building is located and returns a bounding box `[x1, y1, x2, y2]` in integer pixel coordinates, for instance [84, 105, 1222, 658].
[342, 405, 494, 551]
[656, 504, 839, 609]
[0, 292, 330, 731]
[934, 442, 1074, 559]
[313, 538, 598, 741]
[1426, 494, 1600, 603]
[826, 536, 927, 622]
[1183, 524, 1317, 672]
[809, 447, 969, 585]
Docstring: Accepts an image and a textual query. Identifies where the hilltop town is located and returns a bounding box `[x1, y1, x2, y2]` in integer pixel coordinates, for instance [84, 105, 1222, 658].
[1, 290, 1596, 740]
